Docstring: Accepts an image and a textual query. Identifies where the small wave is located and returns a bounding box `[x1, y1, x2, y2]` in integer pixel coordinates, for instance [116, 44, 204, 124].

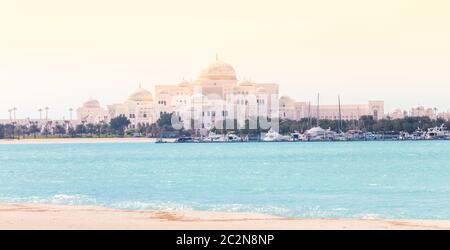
[112, 201, 195, 211]
[0, 194, 96, 206]
[110, 201, 343, 219]
[357, 213, 382, 220]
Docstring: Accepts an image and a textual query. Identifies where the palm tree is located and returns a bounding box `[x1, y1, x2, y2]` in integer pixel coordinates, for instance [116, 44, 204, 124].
[0, 124, 4, 139]
[54, 124, 66, 137]
[38, 108, 43, 120]
[12, 107, 17, 120]
[86, 123, 96, 136]
[4, 124, 15, 139]
[68, 108, 73, 120]
[45, 107, 49, 120]
[29, 122, 40, 138]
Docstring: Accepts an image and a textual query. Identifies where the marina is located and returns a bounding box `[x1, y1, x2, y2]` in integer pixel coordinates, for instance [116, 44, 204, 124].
[172, 124, 450, 143]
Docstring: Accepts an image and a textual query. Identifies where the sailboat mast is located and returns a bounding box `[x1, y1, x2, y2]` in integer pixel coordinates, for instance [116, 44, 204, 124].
[338, 95, 342, 132]
[308, 101, 311, 129]
[317, 93, 320, 127]
[357, 106, 360, 129]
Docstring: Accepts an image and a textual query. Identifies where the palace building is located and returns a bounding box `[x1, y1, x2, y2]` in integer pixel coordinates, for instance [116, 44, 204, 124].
[76, 99, 109, 124]
[279, 96, 384, 121]
[75, 56, 385, 129]
[106, 87, 155, 127]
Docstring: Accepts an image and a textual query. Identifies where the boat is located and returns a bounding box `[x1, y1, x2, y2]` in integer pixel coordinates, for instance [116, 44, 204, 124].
[226, 132, 241, 142]
[335, 132, 348, 141]
[364, 132, 379, 140]
[412, 128, 426, 140]
[203, 132, 226, 142]
[399, 131, 416, 140]
[175, 136, 199, 143]
[291, 132, 303, 141]
[303, 127, 333, 141]
[425, 124, 449, 140]
[262, 129, 290, 142]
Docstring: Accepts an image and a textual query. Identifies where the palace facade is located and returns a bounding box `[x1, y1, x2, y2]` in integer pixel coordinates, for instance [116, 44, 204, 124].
[75, 56, 385, 129]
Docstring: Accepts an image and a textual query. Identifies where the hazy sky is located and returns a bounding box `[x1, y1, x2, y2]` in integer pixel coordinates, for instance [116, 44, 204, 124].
[1, 0, 449, 119]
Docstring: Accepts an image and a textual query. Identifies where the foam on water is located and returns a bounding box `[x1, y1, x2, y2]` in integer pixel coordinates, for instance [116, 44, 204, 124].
[0, 194, 96, 205]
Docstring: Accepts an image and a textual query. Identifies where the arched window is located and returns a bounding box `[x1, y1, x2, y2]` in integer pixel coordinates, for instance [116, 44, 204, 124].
[373, 110, 378, 120]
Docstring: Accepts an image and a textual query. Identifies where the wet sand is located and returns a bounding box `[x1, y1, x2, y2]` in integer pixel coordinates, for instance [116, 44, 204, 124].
[1, 203, 449, 229]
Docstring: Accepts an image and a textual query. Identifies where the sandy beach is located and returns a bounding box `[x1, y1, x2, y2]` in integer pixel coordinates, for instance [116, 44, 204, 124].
[1, 203, 449, 230]
[0, 137, 174, 145]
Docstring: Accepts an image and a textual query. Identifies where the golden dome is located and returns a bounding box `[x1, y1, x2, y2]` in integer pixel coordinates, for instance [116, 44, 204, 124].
[256, 87, 266, 94]
[128, 88, 153, 102]
[83, 99, 101, 108]
[238, 79, 255, 86]
[198, 56, 237, 81]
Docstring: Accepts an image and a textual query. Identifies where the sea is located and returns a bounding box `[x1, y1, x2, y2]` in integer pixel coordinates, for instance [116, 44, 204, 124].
[1, 141, 450, 220]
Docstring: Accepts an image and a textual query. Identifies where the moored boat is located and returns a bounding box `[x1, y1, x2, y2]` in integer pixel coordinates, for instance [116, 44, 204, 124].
[425, 124, 449, 140]
[262, 129, 290, 142]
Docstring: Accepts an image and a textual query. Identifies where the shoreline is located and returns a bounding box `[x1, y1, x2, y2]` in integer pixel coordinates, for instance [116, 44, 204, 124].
[0, 137, 174, 145]
[1, 203, 450, 229]
[1, 137, 449, 145]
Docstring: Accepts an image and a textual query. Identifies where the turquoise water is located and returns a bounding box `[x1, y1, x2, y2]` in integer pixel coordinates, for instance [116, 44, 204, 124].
[1, 141, 450, 219]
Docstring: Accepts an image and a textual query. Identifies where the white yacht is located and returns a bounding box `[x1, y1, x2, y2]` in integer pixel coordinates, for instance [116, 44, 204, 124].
[335, 132, 348, 141]
[425, 124, 449, 140]
[203, 132, 226, 142]
[226, 132, 241, 142]
[291, 132, 303, 141]
[412, 128, 426, 140]
[303, 127, 333, 141]
[262, 129, 290, 142]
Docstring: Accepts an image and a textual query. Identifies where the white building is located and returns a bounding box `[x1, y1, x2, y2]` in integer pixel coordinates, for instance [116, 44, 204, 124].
[279, 96, 384, 121]
[409, 106, 436, 119]
[387, 109, 407, 119]
[107, 88, 155, 128]
[76, 99, 109, 124]
[73, 56, 387, 129]
[153, 56, 279, 129]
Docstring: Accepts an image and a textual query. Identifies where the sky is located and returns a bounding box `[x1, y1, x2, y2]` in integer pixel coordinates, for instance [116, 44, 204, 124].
[0, 0, 449, 119]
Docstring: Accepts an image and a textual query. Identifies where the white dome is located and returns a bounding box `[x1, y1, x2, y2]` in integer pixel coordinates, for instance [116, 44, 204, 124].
[238, 79, 254, 86]
[178, 80, 190, 87]
[83, 99, 100, 108]
[198, 57, 237, 81]
[280, 96, 295, 102]
[128, 88, 153, 102]
[256, 87, 266, 93]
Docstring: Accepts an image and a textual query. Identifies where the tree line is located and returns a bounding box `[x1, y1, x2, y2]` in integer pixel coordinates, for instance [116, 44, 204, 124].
[1, 114, 449, 139]
[278, 116, 450, 134]
[0, 115, 132, 139]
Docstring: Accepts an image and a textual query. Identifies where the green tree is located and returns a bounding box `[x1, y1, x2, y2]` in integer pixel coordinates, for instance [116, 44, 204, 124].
[157, 113, 175, 131]
[29, 123, 40, 138]
[68, 126, 77, 137]
[359, 115, 376, 132]
[75, 124, 86, 136]
[85, 123, 96, 136]
[109, 115, 131, 136]
[4, 124, 15, 139]
[54, 125, 66, 136]
[0, 124, 4, 139]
